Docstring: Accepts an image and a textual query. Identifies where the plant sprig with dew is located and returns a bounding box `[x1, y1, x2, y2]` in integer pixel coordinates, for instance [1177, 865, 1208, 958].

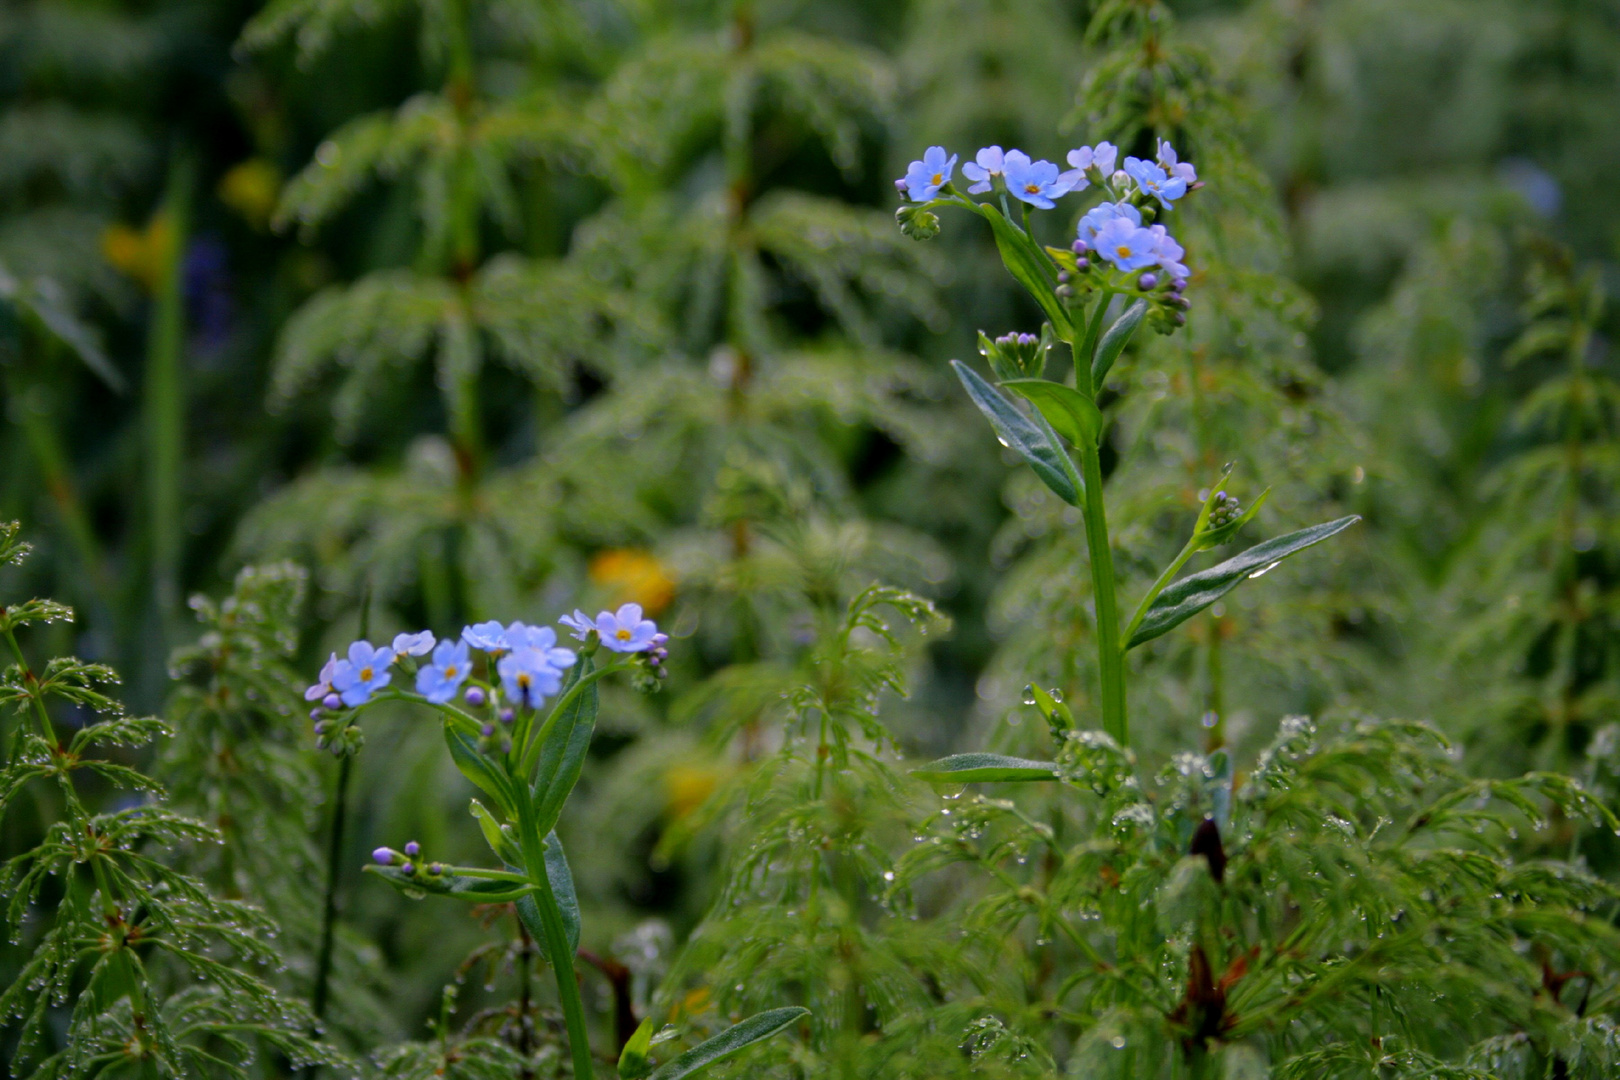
[302, 602, 804, 1079]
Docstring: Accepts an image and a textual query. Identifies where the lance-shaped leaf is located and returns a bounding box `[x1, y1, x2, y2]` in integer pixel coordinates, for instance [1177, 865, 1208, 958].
[365, 864, 534, 903]
[1091, 298, 1148, 391]
[519, 830, 580, 964]
[531, 657, 598, 838]
[952, 361, 1082, 506]
[1127, 516, 1361, 648]
[973, 203, 1074, 338]
[645, 1007, 810, 1080]
[1001, 378, 1103, 448]
[445, 728, 516, 814]
[620, 1016, 656, 1080]
[913, 753, 1060, 783]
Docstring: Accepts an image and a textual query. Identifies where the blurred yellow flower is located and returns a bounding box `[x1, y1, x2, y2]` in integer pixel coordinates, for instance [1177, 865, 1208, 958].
[662, 763, 721, 820]
[588, 548, 676, 615]
[101, 213, 174, 292]
[218, 159, 282, 230]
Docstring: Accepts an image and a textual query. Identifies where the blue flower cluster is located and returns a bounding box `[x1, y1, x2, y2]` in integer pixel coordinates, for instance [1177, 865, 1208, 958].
[896, 138, 1201, 288]
[303, 605, 668, 754]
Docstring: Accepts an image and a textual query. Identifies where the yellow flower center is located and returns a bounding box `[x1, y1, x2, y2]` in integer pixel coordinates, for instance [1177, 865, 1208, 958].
[518, 673, 532, 689]
[1116, 245, 1133, 259]
[359, 666, 374, 681]
[931, 172, 943, 185]
[615, 628, 633, 641]
[1025, 183, 1041, 194]
[444, 665, 458, 679]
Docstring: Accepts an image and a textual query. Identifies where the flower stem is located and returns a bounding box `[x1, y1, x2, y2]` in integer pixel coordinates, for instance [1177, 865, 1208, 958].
[517, 805, 595, 1080]
[1077, 440, 1128, 746]
[302, 751, 353, 1079]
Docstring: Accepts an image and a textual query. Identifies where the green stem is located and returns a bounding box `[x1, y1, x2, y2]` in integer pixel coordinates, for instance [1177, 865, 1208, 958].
[1077, 440, 1127, 746]
[517, 803, 595, 1080]
[302, 752, 353, 1079]
[1077, 289, 1117, 392]
[516, 660, 626, 777]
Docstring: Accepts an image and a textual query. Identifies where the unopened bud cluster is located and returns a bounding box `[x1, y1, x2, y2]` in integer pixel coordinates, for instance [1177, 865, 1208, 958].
[1208, 491, 1242, 528]
[372, 840, 445, 879]
[981, 330, 1046, 380]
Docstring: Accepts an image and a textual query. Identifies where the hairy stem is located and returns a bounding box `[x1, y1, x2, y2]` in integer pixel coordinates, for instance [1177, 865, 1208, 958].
[518, 807, 594, 1080]
[303, 751, 353, 1078]
[1078, 440, 1128, 746]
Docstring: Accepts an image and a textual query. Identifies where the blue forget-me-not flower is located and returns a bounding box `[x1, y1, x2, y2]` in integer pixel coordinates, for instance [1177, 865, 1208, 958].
[903, 146, 957, 202]
[1094, 216, 1162, 272]
[462, 621, 509, 652]
[498, 648, 564, 709]
[1123, 156, 1188, 208]
[1077, 201, 1142, 246]
[416, 639, 471, 704]
[332, 640, 394, 707]
[597, 604, 660, 653]
[392, 630, 435, 658]
[1002, 150, 1076, 209]
[961, 146, 1006, 194]
[305, 652, 340, 702]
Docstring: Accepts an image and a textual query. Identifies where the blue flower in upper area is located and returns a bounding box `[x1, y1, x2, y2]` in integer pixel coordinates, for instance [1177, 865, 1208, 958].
[331, 640, 395, 707]
[961, 146, 1005, 194]
[1058, 146, 1101, 191]
[462, 621, 508, 652]
[903, 146, 957, 202]
[559, 610, 595, 642]
[1149, 225, 1189, 281]
[305, 652, 340, 702]
[1091, 141, 1119, 177]
[416, 639, 471, 704]
[498, 648, 564, 709]
[596, 603, 659, 653]
[392, 630, 435, 658]
[1076, 201, 1142, 246]
[1095, 216, 1162, 272]
[1002, 150, 1077, 209]
[1156, 140, 1197, 185]
[504, 622, 576, 670]
[1123, 156, 1188, 208]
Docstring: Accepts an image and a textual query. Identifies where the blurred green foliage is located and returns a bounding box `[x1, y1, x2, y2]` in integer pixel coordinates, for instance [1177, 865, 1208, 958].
[3, 0, 1620, 1075]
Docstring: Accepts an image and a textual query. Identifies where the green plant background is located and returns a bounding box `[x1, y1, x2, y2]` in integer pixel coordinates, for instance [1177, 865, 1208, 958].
[3, 0, 1620, 1076]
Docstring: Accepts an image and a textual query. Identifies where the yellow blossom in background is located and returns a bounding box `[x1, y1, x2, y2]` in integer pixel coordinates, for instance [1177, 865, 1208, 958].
[218, 158, 282, 230]
[101, 213, 174, 292]
[588, 548, 676, 614]
[662, 763, 722, 820]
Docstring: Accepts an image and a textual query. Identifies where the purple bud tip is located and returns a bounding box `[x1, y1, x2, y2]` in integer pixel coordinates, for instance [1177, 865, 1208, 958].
[464, 687, 486, 707]
[1021, 334, 1037, 345]
[1057, 271, 1071, 284]
[404, 841, 420, 856]
[1076, 257, 1090, 272]
[401, 862, 414, 875]
[1138, 273, 1158, 290]
[428, 862, 444, 875]
[499, 709, 515, 725]
[480, 723, 496, 737]
[372, 848, 393, 865]
[894, 178, 907, 192]
[1071, 239, 1089, 254]
[322, 693, 342, 711]
[309, 708, 324, 721]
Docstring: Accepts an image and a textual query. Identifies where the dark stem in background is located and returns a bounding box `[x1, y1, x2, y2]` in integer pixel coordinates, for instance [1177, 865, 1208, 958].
[578, 948, 638, 1054]
[303, 587, 368, 1076]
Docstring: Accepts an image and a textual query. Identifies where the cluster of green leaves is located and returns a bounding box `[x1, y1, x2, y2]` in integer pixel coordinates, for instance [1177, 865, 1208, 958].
[906, 708, 1620, 1078]
[0, 521, 346, 1076]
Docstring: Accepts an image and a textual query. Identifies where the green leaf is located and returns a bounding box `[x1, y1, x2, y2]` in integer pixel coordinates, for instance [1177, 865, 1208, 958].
[1001, 379, 1103, 448]
[620, 1016, 656, 1080]
[470, 798, 522, 865]
[364, 865, 534, 903]
[973, 203, 1073, 338]
[1092, 299, 1147, 391]
[913, 753, 1061, 783]
[522, 830, 581, 964]
[531, 657, 599, 839]
[1127, 516, 1362, 648]
[952, 361, 1082, 506]
[445, 727, 515, 815]
[645, 1007, 810, 1080]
